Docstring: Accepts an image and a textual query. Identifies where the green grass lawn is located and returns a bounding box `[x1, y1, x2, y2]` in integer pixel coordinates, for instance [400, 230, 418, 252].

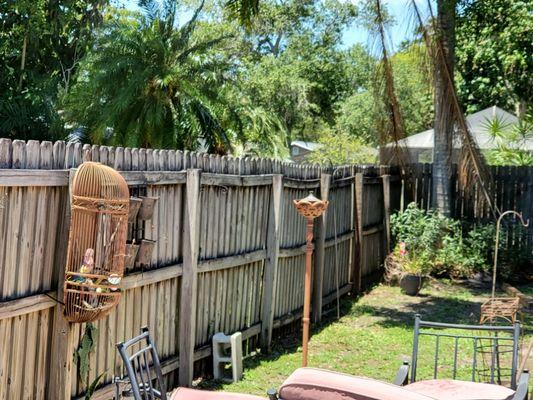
[198, 280, 532, 396]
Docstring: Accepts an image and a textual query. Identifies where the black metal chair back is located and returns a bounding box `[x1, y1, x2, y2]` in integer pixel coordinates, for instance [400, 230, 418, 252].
[411, 314, 521, 389]
[116, 327, 167, 400]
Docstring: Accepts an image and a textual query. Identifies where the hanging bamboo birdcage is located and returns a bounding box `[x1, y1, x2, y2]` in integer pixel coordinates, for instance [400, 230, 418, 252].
[64, 162, 129, 323]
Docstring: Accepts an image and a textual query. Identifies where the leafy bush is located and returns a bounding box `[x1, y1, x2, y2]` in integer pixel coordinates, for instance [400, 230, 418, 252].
[390, 203, 495, 278]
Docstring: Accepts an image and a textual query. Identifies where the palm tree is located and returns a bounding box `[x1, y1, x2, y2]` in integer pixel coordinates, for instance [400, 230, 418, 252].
[64, 0, 236, 152]
[431, 0, 456, 216]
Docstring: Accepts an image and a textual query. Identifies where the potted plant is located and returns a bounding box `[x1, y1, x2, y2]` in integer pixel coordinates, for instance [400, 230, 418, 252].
[398, 245, 430, 296]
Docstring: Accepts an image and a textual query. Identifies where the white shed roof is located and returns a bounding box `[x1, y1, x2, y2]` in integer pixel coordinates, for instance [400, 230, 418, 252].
[384, 106, 533, 151]
[291, 140, 322, 151]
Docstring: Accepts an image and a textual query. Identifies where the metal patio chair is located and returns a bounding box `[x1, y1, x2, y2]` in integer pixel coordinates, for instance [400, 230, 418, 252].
[269, 314, 529, 400]
[115, 327, 167, 400]
[392, 314, 529, 400]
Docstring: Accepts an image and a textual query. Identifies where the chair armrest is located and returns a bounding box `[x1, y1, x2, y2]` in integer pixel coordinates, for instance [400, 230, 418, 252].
[393, 361, 410, 386]
[512, 370, 529, 400]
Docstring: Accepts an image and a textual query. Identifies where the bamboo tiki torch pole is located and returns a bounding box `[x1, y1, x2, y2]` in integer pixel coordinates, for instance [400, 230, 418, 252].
[293, 192, 328, 367]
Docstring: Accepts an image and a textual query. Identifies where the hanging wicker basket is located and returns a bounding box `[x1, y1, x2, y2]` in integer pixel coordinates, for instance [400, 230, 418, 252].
[63, 162, 129, 323]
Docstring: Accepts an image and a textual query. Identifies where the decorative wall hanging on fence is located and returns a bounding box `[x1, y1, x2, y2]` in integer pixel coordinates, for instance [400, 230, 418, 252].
[64, 162, 130, 323]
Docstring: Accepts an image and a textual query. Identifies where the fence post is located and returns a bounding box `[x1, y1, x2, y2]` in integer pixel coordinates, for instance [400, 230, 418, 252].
[312, 173, 331, 323]
[48, 169, 75, 400]
[260, 174, 283, 351]
[381, 170, 392, 254]
[352, 172, 364, 292]
[179, 169, 201, 387]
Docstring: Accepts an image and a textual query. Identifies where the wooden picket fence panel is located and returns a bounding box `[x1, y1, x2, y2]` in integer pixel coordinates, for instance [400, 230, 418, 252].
[406, 163, 533, 259]
[0, 138, 397, 399]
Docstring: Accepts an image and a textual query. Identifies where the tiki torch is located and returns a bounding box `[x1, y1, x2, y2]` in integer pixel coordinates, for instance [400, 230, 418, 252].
[293, 192, 328, 367]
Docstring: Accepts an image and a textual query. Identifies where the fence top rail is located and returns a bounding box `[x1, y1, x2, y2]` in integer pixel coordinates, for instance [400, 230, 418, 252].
[0, 138, 399, 180]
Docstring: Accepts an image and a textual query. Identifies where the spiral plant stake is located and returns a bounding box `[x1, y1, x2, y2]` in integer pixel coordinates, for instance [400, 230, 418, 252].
[63, 162, 130, 323]
[293, 192, 329, 367]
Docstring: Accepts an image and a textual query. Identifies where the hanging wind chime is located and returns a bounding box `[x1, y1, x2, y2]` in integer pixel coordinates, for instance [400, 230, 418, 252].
[293, 191, 329, 367]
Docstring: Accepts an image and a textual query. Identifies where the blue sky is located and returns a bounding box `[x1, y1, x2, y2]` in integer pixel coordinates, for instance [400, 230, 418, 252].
[343, 0, 434, 50]
[119, 0, 435, 52]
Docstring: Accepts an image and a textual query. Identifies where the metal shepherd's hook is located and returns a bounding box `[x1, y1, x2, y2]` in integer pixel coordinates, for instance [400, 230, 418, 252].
[492, 211, 529, 299]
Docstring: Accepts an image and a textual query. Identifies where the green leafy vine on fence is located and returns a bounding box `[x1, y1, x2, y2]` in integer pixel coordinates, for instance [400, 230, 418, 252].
[73, 323, 98, 383]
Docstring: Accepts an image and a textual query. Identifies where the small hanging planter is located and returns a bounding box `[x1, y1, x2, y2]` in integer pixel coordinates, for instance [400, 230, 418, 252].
[128, 197, 143, 223]
[124, 242, 140, 271]
[137, 196, 158, 220]
[63, 162, 129, 323]
[135, 239, 156, 267]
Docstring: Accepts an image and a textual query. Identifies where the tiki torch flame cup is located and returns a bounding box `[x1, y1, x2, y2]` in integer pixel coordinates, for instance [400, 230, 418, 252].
[293, 191, 329, 219]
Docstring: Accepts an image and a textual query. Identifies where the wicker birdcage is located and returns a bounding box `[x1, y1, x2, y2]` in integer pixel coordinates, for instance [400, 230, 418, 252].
[63, 162, 129, 323]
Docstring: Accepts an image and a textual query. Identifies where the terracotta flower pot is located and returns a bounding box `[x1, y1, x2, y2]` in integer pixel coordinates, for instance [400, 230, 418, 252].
[137, 196, 158, 220]
[124, 243, 139, 271]
[400, 274, 424, 296]
[135, 239, 156, 266]
[128, 197, 143, 223]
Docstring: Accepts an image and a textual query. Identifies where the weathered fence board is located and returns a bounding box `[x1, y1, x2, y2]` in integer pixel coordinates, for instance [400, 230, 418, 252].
[0, 138, 395, 399]
[408, 163, 533, 259]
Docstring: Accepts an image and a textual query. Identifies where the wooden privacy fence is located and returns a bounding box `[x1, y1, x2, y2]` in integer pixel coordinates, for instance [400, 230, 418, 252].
[407, 163, 533, 259]
[0, 138, 400, 400]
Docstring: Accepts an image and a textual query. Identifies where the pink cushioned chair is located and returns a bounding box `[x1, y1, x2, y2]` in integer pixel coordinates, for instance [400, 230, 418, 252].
[276, 367, 436, 400]
[267, 315, 529, 400]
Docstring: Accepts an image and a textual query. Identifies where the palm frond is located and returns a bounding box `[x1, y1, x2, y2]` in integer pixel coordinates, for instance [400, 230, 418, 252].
[224, 0, 259, 28]
[172, 0, 206, 52]
[412, 0, 497, 217]
[367, 0, 412, 173]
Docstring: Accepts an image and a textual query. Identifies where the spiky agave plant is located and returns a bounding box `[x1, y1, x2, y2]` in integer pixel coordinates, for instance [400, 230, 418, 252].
[64, 0, 236, 152]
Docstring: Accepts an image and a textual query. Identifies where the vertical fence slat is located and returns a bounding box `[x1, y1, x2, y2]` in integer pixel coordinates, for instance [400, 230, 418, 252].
[48, 170, 75, 400]
[260, 174, 283, 350]
[179, 169, 201, 387]
[312, 173, 330, 323]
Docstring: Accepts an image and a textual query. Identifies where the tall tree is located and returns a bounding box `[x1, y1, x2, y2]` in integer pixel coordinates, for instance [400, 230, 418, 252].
[456, 0, 532, 116]
[431, 0, 456, 216]
[0, 0, 107, 139]
[64, 1, 237, 152]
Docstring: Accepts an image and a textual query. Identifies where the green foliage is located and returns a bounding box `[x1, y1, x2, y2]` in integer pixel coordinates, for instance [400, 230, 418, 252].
[390, 203, 495, 278]
[305, 131, 377, 166]
[228, 0, 360, 147]
[85, 372, 106, 400]
[456, 0, 532, 114]
[483, 112, 533, 166]
[434, 224, 495, 277]
[63, 2, 238, 151]
[335, 42, 434, 146]
[0, 0, 107, 139]
[74, 323, 98, 382]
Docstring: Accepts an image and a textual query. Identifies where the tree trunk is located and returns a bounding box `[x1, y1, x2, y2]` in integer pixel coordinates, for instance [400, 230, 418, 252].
[431, 0, 456, 217]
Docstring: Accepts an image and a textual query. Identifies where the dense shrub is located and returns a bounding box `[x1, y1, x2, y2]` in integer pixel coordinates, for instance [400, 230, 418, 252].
[389, 203, 495, 278]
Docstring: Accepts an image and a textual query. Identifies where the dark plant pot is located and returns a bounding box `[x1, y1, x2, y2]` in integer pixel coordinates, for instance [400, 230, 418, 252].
[137, 196, 158, 220]
[128, 197, 143, 223]
[124, 243, 139, 271]
[135, 239, 156, 266]
[400, 274, 424, 296]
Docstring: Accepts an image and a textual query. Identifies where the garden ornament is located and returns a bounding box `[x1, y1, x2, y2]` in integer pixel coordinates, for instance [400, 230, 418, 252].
[480, 210, 529, 325]
[293, 191, 328, 367]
